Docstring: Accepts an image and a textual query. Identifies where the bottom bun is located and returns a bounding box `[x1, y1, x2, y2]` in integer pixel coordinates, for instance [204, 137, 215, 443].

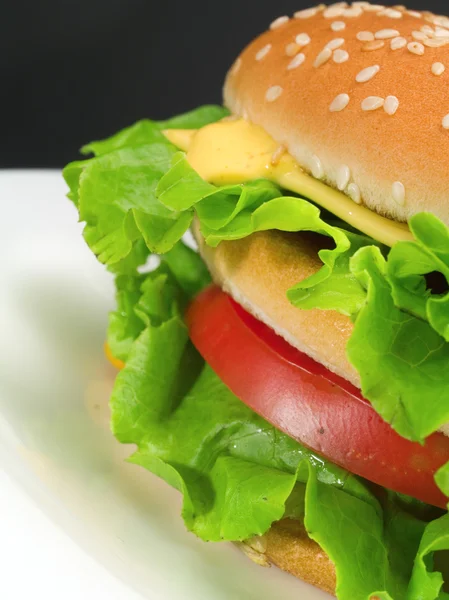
[192, 219, 358, 387]
[266, 520, 336, 595]
[238, 519, 336, 596]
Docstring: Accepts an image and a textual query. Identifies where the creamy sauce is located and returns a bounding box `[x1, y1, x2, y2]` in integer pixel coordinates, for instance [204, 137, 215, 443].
[163, 119, 413, 247]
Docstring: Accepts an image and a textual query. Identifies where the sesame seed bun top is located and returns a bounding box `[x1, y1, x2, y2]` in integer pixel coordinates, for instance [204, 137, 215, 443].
[223, 3, 449, 224]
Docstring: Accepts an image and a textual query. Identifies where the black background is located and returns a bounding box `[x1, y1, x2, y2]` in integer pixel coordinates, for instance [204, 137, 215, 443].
[2, 0, 447, 167]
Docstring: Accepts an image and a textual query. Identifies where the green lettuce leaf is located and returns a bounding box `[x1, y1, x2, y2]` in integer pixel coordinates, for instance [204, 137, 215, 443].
[108, 254, 447, 600]
[107, 273, 146, 361]
[408, 513, 449, 600]
[106, 238, 149, 275]
[347, 246, 449, 441]
[107, 241, 208, 362]
[160, 240, 211, 297]
[79, 143, 192, 264]
[388, 213, 449, 342]
[62, 106, 227, 268]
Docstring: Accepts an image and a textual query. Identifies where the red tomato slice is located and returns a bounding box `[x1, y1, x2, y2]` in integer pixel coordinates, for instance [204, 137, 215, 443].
[186, 285, 449, 509]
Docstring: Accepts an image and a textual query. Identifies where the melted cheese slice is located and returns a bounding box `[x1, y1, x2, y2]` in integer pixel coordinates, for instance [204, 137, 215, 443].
[164, 119, 413, 247]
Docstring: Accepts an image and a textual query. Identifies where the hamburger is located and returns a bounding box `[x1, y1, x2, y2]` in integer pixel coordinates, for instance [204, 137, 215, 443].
[64, 3, 449, 598]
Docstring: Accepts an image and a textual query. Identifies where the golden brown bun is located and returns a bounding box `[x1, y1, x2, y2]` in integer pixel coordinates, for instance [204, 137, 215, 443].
[266, 520, 336, 595]
[238, 519, 336, 596]
[193, 219, 358, 386]
[224, 4, 449, 224]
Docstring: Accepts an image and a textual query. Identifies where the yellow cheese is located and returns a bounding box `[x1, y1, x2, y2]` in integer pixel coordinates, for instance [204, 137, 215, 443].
[163, 119, 413, 247]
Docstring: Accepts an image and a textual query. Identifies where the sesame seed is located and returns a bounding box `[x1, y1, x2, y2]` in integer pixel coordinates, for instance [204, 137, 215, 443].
[407, 42, 425, 55]
[343, 6, 363, 17]
[390, 36, 407, 50]
[287, 53, 306, 70]
[382, 8, 403, 18]
[265, 85, 283, 102]
[412, 31, 428, 41]
[375, 29, 400, 39]
[331, 21, 346, 32]
[392, 182, 405, 206]
[323, 6, 345, 18]
[357, 31, 374, 42]
[434, 27, 449, 39]
[230, 57, 241, 75]
[337, 165, 351, 190]
[356, 65, 380, 82]
[348, 183, 361, 204]
[421, 25, 434, 35]
[311, 155, 325, 179]
[330, 93, 350, 112]
[432, 62, 445, 76]
[286, 42, 299, 56]
[294, 7, 318, 19]
[361, 96, 384, 111]
[326, 38, 345, 50]
[314, 47, 332, 67]
[270, 15, 289, 30]
[295, 33, 311, 46]
[364, 4, 385, 11]
[433, 16, 449, 28]
[442, 114, 449, 129]
[362, 40, 385, 51]
[256, 44, 272, 61]
[407, 10, 421, 18]
[384, 96, 399, 115]
[333, 49, 349, 63]
[423, 38, 449, 48]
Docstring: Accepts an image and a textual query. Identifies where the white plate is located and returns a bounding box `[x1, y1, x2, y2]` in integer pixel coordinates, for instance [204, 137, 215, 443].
[0, 171, 329, 599]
